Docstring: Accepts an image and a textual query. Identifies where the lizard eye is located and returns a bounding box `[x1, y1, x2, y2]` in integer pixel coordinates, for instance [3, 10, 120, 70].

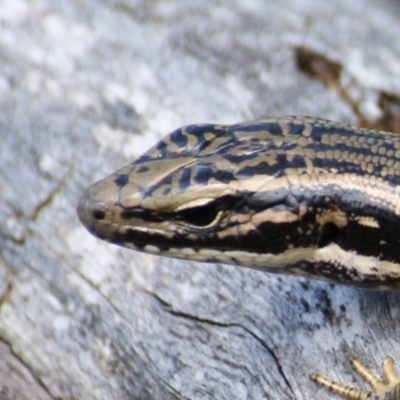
[174, 201, 222, 228]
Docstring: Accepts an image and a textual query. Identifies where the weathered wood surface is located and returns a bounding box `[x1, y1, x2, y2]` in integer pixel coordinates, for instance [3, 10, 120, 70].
[2, 1, 400, 399]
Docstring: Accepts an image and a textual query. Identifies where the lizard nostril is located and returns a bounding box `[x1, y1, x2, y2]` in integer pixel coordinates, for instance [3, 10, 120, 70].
[77, 186, 110, 228]
[92, 210, 106, 220]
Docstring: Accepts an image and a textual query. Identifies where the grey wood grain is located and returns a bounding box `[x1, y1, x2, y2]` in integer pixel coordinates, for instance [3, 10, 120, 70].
[2, 1, 400, 399]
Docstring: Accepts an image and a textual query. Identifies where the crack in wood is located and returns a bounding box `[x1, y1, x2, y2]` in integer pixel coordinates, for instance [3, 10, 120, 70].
[144, 289, 296, 398]
[0, 335, 61, 400]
